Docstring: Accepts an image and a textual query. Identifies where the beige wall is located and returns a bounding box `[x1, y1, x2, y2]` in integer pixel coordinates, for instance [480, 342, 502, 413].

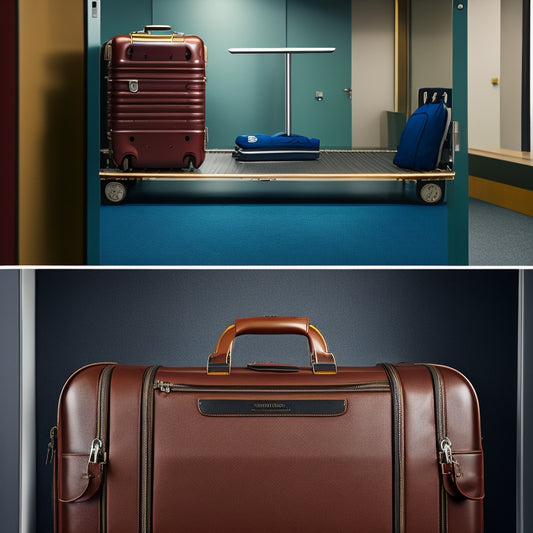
[19, 0, 85, 264]
[410, 0, 453, 114]
[501, 0, 523, 150]
[468, 0, 501, 149]
[351, 0, 395, 148]
[469, 0, 523, 151]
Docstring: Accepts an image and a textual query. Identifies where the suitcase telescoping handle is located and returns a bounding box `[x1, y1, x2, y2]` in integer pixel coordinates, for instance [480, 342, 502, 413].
[207, 317, 337, 375]
[143, 25, 171, 33]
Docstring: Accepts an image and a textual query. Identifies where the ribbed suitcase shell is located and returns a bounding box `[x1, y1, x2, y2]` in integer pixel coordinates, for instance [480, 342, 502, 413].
[105, 30, 206, 170]
[51, 318, 484, 533]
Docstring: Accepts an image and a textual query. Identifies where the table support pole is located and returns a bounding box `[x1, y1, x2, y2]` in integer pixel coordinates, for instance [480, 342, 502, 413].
[285, 52, 292, 136]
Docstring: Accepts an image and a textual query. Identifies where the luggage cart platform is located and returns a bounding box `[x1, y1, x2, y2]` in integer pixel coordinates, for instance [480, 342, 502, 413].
[100, 150, 454, 204]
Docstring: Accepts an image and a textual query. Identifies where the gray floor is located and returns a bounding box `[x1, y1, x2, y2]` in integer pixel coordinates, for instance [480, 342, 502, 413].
[469, 198, 533, 266]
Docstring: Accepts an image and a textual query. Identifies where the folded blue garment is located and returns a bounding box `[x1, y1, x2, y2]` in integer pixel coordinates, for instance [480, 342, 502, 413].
[236, 132, 320, 150]
[234, 132, 320, 161]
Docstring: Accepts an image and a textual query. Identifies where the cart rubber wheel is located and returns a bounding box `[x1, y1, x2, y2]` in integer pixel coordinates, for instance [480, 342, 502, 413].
[104, 181, 128, 204]
[416, 181, 445, 205]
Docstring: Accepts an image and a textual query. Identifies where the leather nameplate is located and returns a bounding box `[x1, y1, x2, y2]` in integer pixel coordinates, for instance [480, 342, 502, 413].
[198, 399, 347, 417]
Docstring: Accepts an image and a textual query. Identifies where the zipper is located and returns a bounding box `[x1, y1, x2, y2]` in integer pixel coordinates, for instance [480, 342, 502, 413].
[96, 365, 115, 533]
[381, 364, 405, 533]
[153, 380, 390, 394]
[425, 364, 454, 533]
[96, 365, 115, 457]
[140, 365, 160, 533]
[425, 365, 447, 443]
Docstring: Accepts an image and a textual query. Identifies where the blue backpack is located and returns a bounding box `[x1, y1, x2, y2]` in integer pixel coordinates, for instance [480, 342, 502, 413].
[393, 101, 450, 171]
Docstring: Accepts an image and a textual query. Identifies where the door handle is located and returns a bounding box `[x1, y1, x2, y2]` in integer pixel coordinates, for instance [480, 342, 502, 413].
[344, 88, 352, 100]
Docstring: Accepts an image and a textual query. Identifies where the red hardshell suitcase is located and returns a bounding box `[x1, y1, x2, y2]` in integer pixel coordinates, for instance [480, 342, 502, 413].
[104, 25, 207, 170]
[49, 317, 484, 533]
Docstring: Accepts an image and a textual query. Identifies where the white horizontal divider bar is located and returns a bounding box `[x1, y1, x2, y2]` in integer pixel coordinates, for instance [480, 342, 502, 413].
[228, 47, 335, 54]
[229, 47, 336, 136]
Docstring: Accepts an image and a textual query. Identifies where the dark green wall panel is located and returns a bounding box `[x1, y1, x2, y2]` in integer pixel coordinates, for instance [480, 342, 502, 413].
[469, 154, 533, 191]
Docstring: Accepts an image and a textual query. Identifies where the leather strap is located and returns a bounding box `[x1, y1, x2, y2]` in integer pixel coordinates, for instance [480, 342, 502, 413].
[441, 455, 485, 501]
[59, 461, 104, 504]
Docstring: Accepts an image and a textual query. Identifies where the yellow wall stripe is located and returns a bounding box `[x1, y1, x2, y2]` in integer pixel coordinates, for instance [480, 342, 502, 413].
[469, 176, 533, 217]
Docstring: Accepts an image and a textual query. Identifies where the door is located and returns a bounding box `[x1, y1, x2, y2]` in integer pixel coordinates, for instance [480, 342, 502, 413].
[288, 0, 352, 148]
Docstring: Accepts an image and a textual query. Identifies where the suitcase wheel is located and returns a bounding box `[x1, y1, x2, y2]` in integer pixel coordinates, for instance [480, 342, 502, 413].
[416, 181, 445, 205]
[121, 155, 133, 172]
[183, 155, 197, 172]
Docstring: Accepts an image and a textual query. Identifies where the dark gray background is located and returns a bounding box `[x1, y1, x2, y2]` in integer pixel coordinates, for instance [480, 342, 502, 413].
[0, 270, 20, 533]
[34, 269, 519, 532]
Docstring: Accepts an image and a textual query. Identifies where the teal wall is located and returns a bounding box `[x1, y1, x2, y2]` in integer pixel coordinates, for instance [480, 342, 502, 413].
[101, 0, 351, 149]
[154, 0, 286, 149]
[101, 0, 151, 42]
[450, 0, 469, 265]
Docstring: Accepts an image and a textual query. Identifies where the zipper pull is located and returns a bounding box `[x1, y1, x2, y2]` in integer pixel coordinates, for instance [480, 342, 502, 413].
[45, 426, 57, 465]
[154, 380, 172, 393]
[89, 438, 104, 464]
[440, 437, 454, 464]
[440, 437, 462, 478]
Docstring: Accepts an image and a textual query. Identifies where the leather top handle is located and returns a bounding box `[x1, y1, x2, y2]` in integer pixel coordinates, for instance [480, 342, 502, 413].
[207, 317, 337, 375]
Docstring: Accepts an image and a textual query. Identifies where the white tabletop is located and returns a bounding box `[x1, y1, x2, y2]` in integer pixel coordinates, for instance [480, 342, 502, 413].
[228, 47, 335, 54]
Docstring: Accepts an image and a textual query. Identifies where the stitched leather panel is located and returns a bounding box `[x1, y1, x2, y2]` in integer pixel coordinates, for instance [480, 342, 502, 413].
[394, 364, 441, 532]
[152, 387, 392, 532]
[56, 364, 104, 533]
[437, 366, 484, 532]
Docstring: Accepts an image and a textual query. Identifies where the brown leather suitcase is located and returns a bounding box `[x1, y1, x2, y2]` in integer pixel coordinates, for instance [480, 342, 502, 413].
[104, 25, 207, 171]
[49, 317, 484, 532]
